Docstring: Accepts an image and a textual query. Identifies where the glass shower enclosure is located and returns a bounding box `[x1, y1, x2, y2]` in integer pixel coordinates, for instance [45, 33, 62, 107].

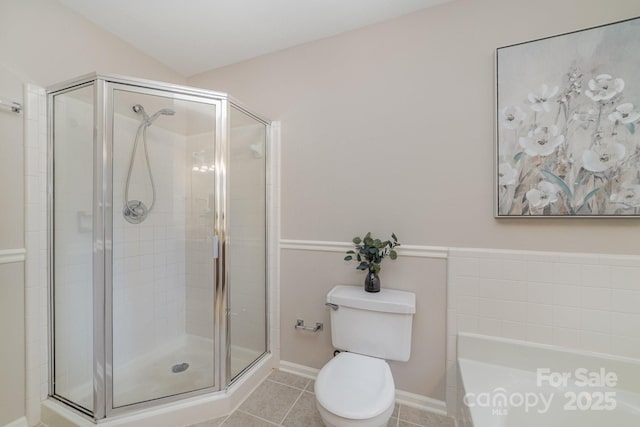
[48, 74, 269, 420]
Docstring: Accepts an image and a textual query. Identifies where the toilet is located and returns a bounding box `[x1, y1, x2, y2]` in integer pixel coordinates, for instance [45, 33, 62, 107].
[314, 285, 416, 427]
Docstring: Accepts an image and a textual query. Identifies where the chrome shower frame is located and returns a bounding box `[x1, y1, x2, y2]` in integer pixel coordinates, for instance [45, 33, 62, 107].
[46, 73, 271, 421]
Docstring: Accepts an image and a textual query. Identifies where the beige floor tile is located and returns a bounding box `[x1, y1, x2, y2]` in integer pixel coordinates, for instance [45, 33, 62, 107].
[221, 411, 277, 427]
[398, 405, 455, 427]
[305, 379, 315, 392]
[239, 379, 302, 424]
[186, 416, 227, 427]
[392, 403, 399, 417]
[269, 369, 311, 390]
[387, 416, 399, 426]
[282, 391, 324, 427]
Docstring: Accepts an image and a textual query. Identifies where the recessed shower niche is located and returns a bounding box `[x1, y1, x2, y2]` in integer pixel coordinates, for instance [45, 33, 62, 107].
[48, 74, 270, 420]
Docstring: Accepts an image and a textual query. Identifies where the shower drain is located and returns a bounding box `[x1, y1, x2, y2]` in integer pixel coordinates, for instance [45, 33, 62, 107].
[171, 362, 190, 373]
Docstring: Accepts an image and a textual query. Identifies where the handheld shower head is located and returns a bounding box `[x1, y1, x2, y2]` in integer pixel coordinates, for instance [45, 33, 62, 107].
[148, 108, 176, 124]
[132, 104, 175, 125]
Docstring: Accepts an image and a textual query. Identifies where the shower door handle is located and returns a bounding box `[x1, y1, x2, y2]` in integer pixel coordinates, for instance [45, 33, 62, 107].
[213, 235, 219, 259]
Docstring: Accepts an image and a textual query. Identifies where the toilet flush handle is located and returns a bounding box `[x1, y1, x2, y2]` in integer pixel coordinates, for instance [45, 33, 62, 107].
[325, 302, 339, 310]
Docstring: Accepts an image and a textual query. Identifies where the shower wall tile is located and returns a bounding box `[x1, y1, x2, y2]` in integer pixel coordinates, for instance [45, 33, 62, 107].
[112, 111, 187, 370]
[447, 247, 640, 415]
[185, 132, 215, 343]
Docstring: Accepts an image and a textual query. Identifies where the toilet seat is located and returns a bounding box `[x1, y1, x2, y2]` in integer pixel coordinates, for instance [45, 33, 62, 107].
[315, 352, 395, 420]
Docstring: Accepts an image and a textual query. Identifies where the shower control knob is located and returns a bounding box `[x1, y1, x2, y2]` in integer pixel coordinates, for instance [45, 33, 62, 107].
[123, 200, 148, 224]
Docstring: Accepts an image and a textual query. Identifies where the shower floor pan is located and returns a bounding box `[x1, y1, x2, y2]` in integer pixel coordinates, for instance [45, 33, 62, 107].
[61, 334, 263, 410]
[113, 335, 215, 407]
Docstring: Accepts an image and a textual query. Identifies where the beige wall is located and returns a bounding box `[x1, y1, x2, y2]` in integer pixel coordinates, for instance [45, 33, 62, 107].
[0, 0, 185, 87]
[0, 0, 184, 422]
[0, 263, 26, 426]
[190, 0, 640, 255]
[189, 0, 640, 402]
[0, 65, 27, 426]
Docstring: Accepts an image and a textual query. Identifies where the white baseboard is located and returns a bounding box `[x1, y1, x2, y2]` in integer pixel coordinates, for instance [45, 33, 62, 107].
[279, 360, 319, 380]
[395, 390, 447, 416]
[3, 416, 29, 427]
[279, 360, 447, 415]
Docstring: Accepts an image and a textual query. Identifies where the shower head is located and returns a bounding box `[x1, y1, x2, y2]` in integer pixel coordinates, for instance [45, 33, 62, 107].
[132, 104, 175, 125]
[149, 108, 176, 123]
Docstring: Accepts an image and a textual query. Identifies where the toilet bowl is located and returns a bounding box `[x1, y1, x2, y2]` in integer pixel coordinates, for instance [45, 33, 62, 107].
[315, 352, 395, 427]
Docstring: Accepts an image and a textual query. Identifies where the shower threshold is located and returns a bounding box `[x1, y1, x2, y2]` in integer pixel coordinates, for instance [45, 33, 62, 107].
[42, 351, 274, 427]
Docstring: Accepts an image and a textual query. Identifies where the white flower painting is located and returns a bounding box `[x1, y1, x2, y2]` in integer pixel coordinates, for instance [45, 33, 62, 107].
[496, 17, 640, 216]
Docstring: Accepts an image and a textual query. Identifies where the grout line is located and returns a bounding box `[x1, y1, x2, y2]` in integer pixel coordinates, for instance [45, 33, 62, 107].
[234, 410, 280, 426]
[218, 413, 231, 426]
[393, 413, 400, 427]
[278, 388, 305, 425]
[267, 377, 310, 391]
[397, 403, 455, 427]
[399, 421, 425, 427]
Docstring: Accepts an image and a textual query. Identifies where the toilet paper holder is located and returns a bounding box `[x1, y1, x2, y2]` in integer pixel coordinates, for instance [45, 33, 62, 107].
[295, 319, 323, 332]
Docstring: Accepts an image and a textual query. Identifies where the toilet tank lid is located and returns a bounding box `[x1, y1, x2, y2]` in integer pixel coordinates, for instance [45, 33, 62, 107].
[327, 285, 416, 314]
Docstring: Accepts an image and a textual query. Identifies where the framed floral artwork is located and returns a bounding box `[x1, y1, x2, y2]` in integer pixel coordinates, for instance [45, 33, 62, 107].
[495, 17, 640, 217]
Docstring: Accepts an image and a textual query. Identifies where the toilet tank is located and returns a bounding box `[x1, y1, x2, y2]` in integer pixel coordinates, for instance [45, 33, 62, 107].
[327, 285, 416, 362]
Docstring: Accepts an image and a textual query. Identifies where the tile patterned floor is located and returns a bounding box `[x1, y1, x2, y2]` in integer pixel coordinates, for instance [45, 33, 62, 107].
[186, 370, 455, 427]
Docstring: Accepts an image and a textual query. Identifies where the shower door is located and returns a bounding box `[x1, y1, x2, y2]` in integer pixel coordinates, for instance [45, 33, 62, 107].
[51, 82, 96, 413]
[107, 85, 222, 410]
[227, 105, 268, 379]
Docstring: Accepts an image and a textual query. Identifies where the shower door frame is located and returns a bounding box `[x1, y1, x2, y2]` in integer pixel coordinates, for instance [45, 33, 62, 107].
[47, 73, 271, 421]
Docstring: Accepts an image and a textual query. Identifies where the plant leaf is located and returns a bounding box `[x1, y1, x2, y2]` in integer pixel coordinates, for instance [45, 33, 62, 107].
[629, 123, 636, 135]
[373, 264, 381, 274]
[344, 255, 353, 261]
[541, 169, 573, 200]
[389, 250, 397, 260]
[581, 187, 600, 206]
[514, 152, 524, 162]
[345, 250, 355, 254]
[352, 237, 361, 244]
[392, 233, 398, 242]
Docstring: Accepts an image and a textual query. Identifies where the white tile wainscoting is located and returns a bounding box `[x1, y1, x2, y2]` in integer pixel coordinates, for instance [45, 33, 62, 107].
[446, 247, 640, 415]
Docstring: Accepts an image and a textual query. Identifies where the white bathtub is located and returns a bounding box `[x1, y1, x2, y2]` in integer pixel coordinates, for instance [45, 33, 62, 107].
[457, 333, 640, 427]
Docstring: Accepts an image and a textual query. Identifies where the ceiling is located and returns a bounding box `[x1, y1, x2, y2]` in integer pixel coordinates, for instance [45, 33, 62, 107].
[58, 0, 452, 77]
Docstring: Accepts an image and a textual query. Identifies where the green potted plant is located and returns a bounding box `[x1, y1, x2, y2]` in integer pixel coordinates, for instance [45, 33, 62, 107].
[344, 232, 400, 292]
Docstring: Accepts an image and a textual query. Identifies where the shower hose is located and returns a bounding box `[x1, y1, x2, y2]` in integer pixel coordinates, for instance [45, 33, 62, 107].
[123, 121, 156, 224]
